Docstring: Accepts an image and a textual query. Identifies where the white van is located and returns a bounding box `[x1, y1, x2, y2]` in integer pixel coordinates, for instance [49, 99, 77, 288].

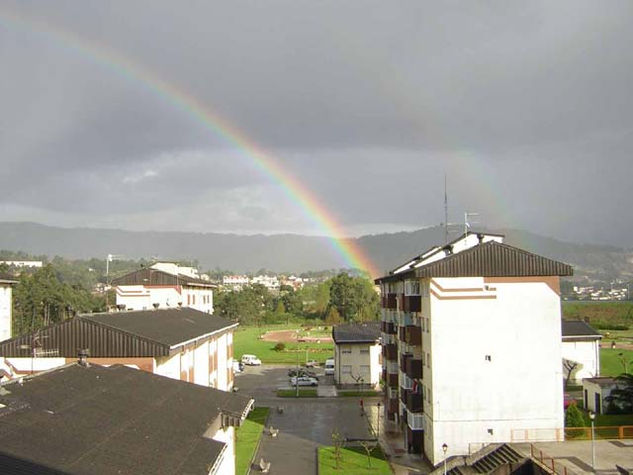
[324, 358, 335, 375]
[241, 354, 262, 366]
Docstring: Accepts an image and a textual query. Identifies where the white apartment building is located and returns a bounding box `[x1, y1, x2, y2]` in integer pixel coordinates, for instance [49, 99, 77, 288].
[0, 276, 18, 342]
[376, 232, 573, 465]
[332, 322, 382, 389]
[113, 262, 216, 314]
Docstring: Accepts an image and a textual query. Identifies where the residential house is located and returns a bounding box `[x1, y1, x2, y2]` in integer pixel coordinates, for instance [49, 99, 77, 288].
[582, 377, 619, 415]
[0, 362, 253, 474]
[113, 262, 216, 313]
[0, 307, 237, 391]
[375, 231, 573, 465]
[561, 320, 602, 384]
[0, 275, 18, 342]
[332, 322, 382, 389]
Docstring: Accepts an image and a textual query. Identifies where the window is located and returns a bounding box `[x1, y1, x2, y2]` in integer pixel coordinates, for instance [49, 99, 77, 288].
[342, 365, 352, 375]
[342, 347, 352, 354]
[360, 348, 370, 354]
[404, 280, 420, 296]
[360, 365, 370, 377]
[427, 353, 431, 368]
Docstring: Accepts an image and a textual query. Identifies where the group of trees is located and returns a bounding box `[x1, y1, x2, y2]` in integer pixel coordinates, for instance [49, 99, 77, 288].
[214, 272, 379, 325]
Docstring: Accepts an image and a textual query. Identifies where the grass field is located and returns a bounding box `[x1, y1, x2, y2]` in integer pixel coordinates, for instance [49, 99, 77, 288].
[563, 301, 633, 331]
[600, 348, 633, 376]
[235, 407, 269, 475]
[234, 324, 334, 364]
[318, 446, 392, 474]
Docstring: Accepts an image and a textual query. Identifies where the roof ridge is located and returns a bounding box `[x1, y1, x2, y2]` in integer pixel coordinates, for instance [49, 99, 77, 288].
[77, 315, 168, 348]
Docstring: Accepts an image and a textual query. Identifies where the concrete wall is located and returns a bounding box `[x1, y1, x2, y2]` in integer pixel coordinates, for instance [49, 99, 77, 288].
[0, 285, 12, 342]
[425, 276, 564, 465]
[561, 339, 600, 383]
[116, 285, 213, 314]
[335, 342, 380, 387]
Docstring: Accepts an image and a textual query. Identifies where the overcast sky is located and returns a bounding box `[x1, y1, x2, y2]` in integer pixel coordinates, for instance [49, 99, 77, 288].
[1, 1, 632, 247]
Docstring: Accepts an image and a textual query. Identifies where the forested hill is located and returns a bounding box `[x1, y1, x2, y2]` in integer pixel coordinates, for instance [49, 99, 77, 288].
[0, 222, 630, 280]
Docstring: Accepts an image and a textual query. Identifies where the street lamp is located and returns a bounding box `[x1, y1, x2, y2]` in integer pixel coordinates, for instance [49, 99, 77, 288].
[442, 443, 448, 475]
[589, 411, 596, 470]
[376, 402, 381, 438]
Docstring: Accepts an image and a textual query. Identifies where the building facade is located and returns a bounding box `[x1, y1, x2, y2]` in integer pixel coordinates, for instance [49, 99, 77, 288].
[113, 262, 216, 314]
[332, 322, 382, 389]
[0, 308, 236, 391]
[561, 320, 602, 384]
[0, 276, 18, 343]
[376, 232, 573, 465]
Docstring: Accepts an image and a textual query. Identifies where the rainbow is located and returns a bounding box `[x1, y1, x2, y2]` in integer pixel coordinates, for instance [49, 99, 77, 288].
[0, 8, 380, 277]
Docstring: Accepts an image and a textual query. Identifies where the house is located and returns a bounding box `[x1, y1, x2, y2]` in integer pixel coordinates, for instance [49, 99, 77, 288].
[0, 275, 18, 342]
[375, 231, 573, 465]
[332, 322, 382, 389]
[113, 262, 216, 314]
[582, 377, 619, 414]
[0, 307, 237, 391]
[561, 320, 602, 384]
[0, 362, 253, 474]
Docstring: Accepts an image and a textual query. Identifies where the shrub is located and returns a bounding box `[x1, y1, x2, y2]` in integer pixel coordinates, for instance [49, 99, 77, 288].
[273, 342, 286, 352]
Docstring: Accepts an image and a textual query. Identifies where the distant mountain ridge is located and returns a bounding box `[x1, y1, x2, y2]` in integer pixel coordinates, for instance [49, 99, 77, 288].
[0, 222, 630, 281]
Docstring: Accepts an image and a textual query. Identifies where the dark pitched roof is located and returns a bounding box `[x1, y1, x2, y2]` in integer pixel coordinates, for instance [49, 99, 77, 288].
[562, 320, 602, 339]
[332, 322, 381, 343]
[83, 307, 236, 347]
[112, 267, 215, 287]
[0, 364, 252, 474]
[377, 241, 573, 282]
[0, 308, 237, 357]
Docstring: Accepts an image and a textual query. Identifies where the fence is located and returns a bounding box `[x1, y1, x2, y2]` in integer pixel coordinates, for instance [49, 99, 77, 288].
[530, 445, 577, 475]
[511, 425, 633, 442]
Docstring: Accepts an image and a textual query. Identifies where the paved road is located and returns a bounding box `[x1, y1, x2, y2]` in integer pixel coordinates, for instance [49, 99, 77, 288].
[235, 364, 377, 474]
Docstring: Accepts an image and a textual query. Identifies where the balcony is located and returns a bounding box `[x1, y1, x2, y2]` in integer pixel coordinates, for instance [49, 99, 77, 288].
[387, 372, 398, 387]
[406, 391, 422, 413]
[403, 295, 422, 313]
[405, 325, 422, 346]
[383, 343, 397, 361]
[387, 397, 398, 415]
[405, 358, 422, 379]
[381, 321, 396, 335]
[398, 326, 407, 342]
[407, 412, 424, 431]
[400, 353, 412, 373]
[383, 293, 397, 309]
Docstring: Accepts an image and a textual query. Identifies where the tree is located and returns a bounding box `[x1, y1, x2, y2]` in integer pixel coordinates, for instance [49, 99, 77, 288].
[329, 273, 379, 322]
[563, 359, 580, 389]
[331, 428, 344, 469]
[564, 402, 585, 428]
[605, 373, 633, 413]
[324, 306, 341, 325]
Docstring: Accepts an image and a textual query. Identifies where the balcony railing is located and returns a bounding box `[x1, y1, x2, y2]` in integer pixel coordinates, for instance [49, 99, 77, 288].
[407, 412, 424, 431]
[400, 353, 412, 372]
[403, 295, 422, 313]
[405, 325, 422, 346]
[400, 387, 409, 405]
[405, 358, 423, 379]
[381, 321, 396, 335]
[406, 391, 423, 413]
[383, 343, 397, 361]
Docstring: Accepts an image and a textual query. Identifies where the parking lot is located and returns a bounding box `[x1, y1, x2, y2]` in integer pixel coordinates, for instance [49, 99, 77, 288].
[235, 364, 378, 474]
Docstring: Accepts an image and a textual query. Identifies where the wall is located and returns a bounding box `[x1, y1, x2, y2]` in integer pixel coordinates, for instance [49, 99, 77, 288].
[335, 342, 379, 387]
[0, 285, 12, 342]
[561, 339, 600, 382]
[425, 276, 564, 465]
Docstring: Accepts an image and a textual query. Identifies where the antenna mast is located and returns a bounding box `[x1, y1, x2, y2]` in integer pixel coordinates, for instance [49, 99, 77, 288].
[444, 174, 448, 243]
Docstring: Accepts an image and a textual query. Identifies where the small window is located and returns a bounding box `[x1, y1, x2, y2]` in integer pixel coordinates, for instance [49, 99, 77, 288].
[360, 348, 370, 354]
[342, 348, 352, 354]
[485, 355, 492, 362]
[342, 365, 352, 375]
[360, 365, 370, 376]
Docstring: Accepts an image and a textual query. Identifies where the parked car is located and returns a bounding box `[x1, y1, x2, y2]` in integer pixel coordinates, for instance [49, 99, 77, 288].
[324, 358, 335, 376]
[241, 354, 262, 366]
[290, 376, 318, 386]
[305, 360, 319, 368]
[288, 368, 318, 379]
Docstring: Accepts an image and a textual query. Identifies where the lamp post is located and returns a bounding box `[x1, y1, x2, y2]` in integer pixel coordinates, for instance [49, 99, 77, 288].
[442, 443, 448, 475]
[376, 402, 381, 439]
[589, 411, 596, 470]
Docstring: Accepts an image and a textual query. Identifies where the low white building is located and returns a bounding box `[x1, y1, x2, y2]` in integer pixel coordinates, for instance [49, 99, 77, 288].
[332, 322, 382, 389]
[0, 363, 253, 474]
[0, 307, 237, 391]
[113, 262, 216, 314]
[0, 260, 43, 268]
[561, 320, 602, 384]
[0, 276, 18, 343]
[222, 275, 250, 290]
[582, 377, 619, 414]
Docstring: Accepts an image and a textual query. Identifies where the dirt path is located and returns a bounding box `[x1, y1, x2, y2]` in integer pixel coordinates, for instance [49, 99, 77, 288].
[261, 329, 333, 343]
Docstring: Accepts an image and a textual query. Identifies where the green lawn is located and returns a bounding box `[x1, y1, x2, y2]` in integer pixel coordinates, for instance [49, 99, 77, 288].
[276, 388, 318, 397]
[235, 407, 269, 475]
[318, 446, 392, 474]
[338, 390, 383, 398]
[600, 348, 633, 376]
[234, 324, 334, 364]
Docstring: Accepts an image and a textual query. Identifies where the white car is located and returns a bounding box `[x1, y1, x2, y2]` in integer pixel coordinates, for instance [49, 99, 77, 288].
[241, 354, 262, 366]
[290, 376, 318, 386]
[324, 358, 335, 376]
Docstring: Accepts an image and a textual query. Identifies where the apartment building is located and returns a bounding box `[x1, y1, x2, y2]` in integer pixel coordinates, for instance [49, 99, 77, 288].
[375, 232, 573, 465]
[113, 262, 216, 314]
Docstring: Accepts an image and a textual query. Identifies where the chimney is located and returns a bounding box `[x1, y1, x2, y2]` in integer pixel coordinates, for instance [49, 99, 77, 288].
[477, 233, 485, 244]
[78, 349, 90, 367]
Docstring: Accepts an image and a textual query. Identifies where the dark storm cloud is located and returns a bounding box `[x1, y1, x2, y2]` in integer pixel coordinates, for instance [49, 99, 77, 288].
[1, 0, 632, 245]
